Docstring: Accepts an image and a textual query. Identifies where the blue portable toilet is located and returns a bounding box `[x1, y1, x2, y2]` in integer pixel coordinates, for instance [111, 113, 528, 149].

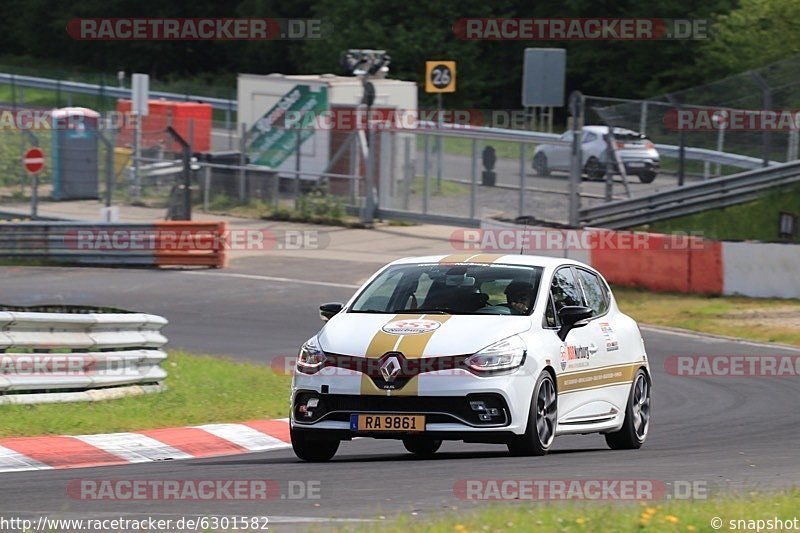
[51, 107, 100, 200]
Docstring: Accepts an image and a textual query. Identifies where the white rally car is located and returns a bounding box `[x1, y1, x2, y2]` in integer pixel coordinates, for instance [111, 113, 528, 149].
[290, 254, 651, 461]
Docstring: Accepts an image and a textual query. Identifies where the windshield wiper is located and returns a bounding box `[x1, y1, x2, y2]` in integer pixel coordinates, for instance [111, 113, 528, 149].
[349, 309, 390, 313]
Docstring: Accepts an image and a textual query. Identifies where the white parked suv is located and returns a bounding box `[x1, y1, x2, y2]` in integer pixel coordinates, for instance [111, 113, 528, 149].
[533, 125, 660, 184]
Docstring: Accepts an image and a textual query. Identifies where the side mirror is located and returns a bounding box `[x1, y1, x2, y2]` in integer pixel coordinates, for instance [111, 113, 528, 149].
[319, 302, 344, 322]
[557, 306, 594, 341]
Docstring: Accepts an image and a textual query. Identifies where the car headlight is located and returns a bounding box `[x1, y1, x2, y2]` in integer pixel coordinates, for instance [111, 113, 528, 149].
[297, 336, 327, 374]
[465, 335, 526, 373]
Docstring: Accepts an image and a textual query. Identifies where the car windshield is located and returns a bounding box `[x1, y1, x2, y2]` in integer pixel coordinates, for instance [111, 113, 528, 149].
[350, 263, 543, 315]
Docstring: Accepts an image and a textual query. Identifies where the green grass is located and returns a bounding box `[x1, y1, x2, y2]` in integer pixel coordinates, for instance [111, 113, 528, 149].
[657, 157, 742, 178]
[0, 351, 291, 437]
[411, 175, 471, 196]
[417, 135, 534, 160]
[352, 490, 800, 532]
[613, 287, 800, 346]
[636, 183, 800, 242]
[0, 85, 114, 113]
[0, 56, 237, 121]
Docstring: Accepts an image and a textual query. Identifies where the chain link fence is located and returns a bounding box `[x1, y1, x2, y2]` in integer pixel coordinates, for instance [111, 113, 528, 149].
[3, 59, 799, 225]
[585, 55, 800, 179]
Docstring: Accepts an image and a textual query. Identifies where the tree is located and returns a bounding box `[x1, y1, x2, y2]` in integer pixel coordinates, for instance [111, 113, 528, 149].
[699, 0, 800, 78]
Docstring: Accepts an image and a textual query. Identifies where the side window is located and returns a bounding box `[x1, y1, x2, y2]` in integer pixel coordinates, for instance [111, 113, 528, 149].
[544, 295, 558, 328]
[577, 269, 609, 316]
[550, 267, 584, 312]
[582, 132, 596, 143]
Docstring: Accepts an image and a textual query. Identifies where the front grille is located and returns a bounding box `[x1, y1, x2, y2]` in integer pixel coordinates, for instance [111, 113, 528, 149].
[301, 352, 473, 392]
[293, 391, 510, 427]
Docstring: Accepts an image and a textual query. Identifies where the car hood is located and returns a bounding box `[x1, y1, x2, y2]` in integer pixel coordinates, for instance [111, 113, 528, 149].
[318, 313, 532, 358]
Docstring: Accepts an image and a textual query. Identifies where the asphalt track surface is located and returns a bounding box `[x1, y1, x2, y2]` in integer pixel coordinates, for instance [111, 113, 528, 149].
[1, 262, 799, 530]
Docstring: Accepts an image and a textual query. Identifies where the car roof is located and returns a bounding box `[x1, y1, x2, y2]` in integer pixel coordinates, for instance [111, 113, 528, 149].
[582, 125, 642, 136]
[388, 254, 588, 270]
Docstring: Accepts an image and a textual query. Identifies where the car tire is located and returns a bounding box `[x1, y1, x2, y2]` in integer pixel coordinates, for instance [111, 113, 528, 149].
[532, 153, 550, 177]
[605, 369, 650, 450]
[291, 426, 340, 462]
[507, 371, 557, 457]
[402, 436, 442, 457]
[638, 171, 657, 184]
[584, 157, 606, 180]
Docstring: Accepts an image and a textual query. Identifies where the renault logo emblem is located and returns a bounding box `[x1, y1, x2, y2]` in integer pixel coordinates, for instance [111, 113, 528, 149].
[380, 356, 402, 382]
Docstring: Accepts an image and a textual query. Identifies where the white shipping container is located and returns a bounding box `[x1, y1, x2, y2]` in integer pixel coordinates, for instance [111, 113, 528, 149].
[237, 73, 417, 189]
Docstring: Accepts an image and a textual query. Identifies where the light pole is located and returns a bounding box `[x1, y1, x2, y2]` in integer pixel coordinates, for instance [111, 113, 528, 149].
[340, 50, 391, 225]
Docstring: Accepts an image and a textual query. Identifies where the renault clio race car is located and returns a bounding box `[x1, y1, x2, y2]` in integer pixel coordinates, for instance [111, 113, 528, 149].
[290, 254, 651, 462]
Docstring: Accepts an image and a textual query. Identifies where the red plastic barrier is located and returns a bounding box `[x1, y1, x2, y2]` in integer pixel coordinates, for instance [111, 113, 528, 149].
[153, 221, 228, 268]
[688, 237, 723, 294]
[589, 230, 723, 295]
[116, 100, 212, 153]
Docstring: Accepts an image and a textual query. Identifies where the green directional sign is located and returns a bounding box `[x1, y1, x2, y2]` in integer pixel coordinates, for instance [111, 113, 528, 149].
[248, 85, 328, 168]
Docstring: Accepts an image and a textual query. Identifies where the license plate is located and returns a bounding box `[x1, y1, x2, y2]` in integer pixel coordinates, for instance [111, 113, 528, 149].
[350, 414, 425, 432]
[627, 161, 645, 168]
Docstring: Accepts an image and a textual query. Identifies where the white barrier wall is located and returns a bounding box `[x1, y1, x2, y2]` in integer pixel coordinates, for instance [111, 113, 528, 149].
[722, 242, 800, 299]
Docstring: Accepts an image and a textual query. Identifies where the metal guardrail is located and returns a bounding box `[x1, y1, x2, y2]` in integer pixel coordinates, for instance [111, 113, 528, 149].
[579, 160, 800, 228]
[417, 122, 774, 170]
[655, 144, 776, 169]
[0, 306, 168, 404]
[0, 70, 774, 174]
[0, 211, 67, 222]
[0, 221, 228, 267]
[0, 72, 235, 111]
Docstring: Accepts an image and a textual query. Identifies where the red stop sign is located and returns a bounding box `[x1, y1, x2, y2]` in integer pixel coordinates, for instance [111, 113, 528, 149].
[24, 147, 45, 174]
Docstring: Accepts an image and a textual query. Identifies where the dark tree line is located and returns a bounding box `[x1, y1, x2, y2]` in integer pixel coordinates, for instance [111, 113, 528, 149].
[1, 0, 794, 107]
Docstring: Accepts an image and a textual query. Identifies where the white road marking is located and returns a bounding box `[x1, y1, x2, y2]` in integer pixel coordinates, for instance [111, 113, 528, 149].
[193, 423, 289, 451]
[75, 433, 193, 463]
[182, 270, 360, 289]
[0, 445, 53, 472]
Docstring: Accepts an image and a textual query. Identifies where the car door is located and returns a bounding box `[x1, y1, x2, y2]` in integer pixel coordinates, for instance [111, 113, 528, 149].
[547, 266, 606, 421]
[574, 267, 632, 413]
[548, 131, 574, 170]
[581, 131, 601, 164]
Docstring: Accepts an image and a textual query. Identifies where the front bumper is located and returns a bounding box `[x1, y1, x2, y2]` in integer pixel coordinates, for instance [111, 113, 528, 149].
[291, 366, 535, 438]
